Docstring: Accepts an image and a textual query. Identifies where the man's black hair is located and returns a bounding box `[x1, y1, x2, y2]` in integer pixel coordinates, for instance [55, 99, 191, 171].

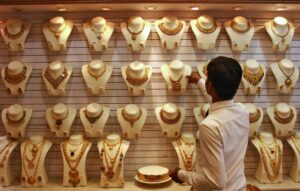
[207, 56, 242, 100]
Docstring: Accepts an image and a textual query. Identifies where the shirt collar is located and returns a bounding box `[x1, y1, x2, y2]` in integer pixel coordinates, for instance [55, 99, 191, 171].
[209, 99, 234, 114]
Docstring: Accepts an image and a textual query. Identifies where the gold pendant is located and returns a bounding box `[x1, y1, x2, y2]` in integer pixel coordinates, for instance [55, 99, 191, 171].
[69, 170, 80, 187]
[172, 82, 181, 91]
[27, 176, 36, 185]
[285, 79, 292, 87]
[105, 170, 115, 179]
[28, 162, 34, 169]
[97, 34, 102, 40]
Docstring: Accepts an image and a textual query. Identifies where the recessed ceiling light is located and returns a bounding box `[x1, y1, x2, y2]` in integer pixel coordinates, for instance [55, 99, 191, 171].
[145, 6, 157, 10]
[101, 7, 111, 11]
[189, 6, 200, 11]
[276, 6, 288, 11]
[233, 6, 243, 11]
[57, 8, 67, 12]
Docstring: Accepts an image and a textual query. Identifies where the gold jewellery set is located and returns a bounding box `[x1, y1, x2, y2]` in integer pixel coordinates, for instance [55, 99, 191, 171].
[121, 108, 142, 127]
[62, 139, 89, 187]
[160, 109, 181, 124]
[48, 22, 68, 40]
[243, 65, 264, 95]
[22, 138, 46, 185]
[51, 109, 69, 129]
[274, 108, 294, 124]
[230, 20, 251, 33]
[4, 66, 27, 84]
[196, 20, 217, 34]
[0, 140, 14, 168]
[126, 66, 149, 86]
[271, 21, 290, 44]
[44, 67, 68, 89]
[126, 21, 145, 41]
[258, 137, 282, 182]
[91, 21, 107, 40]
[87, 64, 107, 80]
[100, 139, 123, 181]
[176, 139, 195, 171]
[4, 24, 26, 40]
[84, 109, 104, 125]
[158, 21, 183, 36]
[6, 111, 26, 126]
[277, 62, 295, 88]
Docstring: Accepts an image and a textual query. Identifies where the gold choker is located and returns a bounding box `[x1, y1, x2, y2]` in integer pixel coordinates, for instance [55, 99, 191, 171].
[158, 21, 183, 36]
[126, 66, 149, 86]
[243, 65, 264, 86]
[44, 67, 68, 89]
[249, 109, 261, 123]
[271, 21, 290, 44]
[196, 21, 217, 34]
[127, 21, 145, 41]
[278, 62, 295, 87]
[122, 108, 142, 127]
[4, 24, 25, 39]
[85, 109, 104, 124]
[88, 64, 106, 80]
[6, 111, 26, 126]
[160, 109, 181, 124]
[49, 22, 67, 40]
[51, 109, 69, 129]
[274, 108, 294, 124]
[4, 66, 27, 84]
[0, 141, 14, 168]
[231, 20, 251, 33]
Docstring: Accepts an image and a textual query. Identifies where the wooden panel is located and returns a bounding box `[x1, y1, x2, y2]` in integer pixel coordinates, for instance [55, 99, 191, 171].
[0, 11, 300, 183]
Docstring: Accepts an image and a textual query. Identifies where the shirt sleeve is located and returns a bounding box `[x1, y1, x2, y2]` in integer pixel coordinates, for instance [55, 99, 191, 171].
[197, 79, 212, 103]
[178, 123, 226, 190]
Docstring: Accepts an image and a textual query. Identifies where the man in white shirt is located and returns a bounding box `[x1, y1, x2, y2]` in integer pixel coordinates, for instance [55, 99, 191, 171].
[170, 56, 249, 191]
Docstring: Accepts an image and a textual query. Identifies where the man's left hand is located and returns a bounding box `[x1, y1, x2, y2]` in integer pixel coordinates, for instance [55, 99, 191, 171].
[169, 168, 184, 184]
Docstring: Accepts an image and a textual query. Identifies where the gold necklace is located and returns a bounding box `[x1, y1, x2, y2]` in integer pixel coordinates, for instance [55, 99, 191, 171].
[274, 108, 294, 124]
[91, 23, 107, 40]
[291, 136, 300, 154]
[51, 109, 69, 129]
[121, 108, 142, 127]
[169, 74, 183, 91]
[271, 21, 290, 44]
[160, 109, 181, 124]
[4, 24, 25, 39]
[4, 66, 27, 84]
[277, 62, 295, 87]
[24, 139, 44, 169]
[231, 20, 251, 33]
[196, 21, 217, 34]
[258, 138, 281, 182]
[249, 109, 261, 123]
[158, 21, 183, 35]
[101, 139, 123, 180]
[49, 22, 67, 40]
[126, 66, 149, 86]
[243, 65, 264, 86]
[127, 21, 145, 41]
[84, 109, 104, 124]
[6, 111, 26, 126]
[0, 141, 14, 168]
[44, 67, 68, 89]
[177, 139, 195, 171]
[88, 64, 106, 80]
[62, 140, 89, 187]
[22, 139, 46, 185]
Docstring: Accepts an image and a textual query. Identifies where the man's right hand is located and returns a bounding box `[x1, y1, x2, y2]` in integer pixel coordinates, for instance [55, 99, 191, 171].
[188, 71, 201, 84]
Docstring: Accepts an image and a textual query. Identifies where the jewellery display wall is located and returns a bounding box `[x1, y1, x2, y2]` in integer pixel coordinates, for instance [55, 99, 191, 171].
[0, 9, 300, 190]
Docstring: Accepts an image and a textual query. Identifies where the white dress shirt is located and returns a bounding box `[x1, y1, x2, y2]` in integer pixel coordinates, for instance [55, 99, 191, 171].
[178, 80, 249, 191]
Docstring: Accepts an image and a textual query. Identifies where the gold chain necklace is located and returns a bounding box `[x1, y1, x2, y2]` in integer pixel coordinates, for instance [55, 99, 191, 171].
[6, 111, 26, 126]
[158, 21, 183, 35]
[84, 109, 104, 124]
[51, 109, 69, 129]
[177, 139, 195, 171]
[258, 138, 281, 182]
[0, 141, 14, 168]
[249, 108, 261, 123]
[24, 139, 44, 169]
[169, 74, 183, 91]
[91, 22, 107, 40]
[4, 24, 25, 39]
[277, 62, 295, 87]
[4, 66, 27, 84]
[291, 136, 300, 154]
[126, 21, 145, 41]
[121, 108, 142, 127]
[160, 109, 181, 124]
[49, 22, 67, 40]
[88, 64, 106, 80]
[126, 66, 149, 86]
[62, 140, 89, 187]
[243, 65, 264, 86]
[22, 139, 46, 185]
[274, 108, 294, 124]
[271, 22, 290, 44]
[230, 20, 251, 33]
[44, 67, 68, 89]
[196, 21, 217, 34]
[101, 139, 123, 180]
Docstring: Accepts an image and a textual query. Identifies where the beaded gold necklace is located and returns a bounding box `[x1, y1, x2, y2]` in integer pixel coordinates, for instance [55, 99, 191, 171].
[4, 66, 27, 84]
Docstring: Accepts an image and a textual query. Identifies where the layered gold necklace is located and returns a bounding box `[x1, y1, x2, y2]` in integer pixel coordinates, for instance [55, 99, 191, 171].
[158, 21, 183, 35]
[44, 67, 68, 89]
[101, 139, 123, 180]
[51, 109, 69, 129]
[126, 66, 149, 86]
[49, 22, 67, 40]
[277, 62, 295, 87]
[231, 20, 251, 33]
[249, 108, 261, 123]
[243, 65, 264, 86]
[0, 140, 14, 168]
[6, 111, 26, 126]
[274, 108, 294, 124]
[62, 140, 89, 187]
[126, 21, 145, 41]
[4, 24, 25, 39]
[176, 139, 195, 171]
[258, 137, 281, 182]
[196, 20, 217, 34]
[88, 64, 106, 80]
[84, 109, 103, 124]
[271, 22, 290, 44]
[121, 108, 142, 127]
[4, 66, 27, 84]
[22, 138, 46, 185]
[160, 109, 181, 124]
